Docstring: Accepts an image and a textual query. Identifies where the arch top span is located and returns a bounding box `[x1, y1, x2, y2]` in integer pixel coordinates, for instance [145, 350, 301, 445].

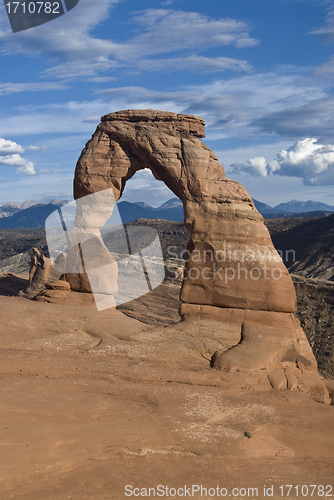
[101, 109, 206, 138]
[74, 108, 226, 203]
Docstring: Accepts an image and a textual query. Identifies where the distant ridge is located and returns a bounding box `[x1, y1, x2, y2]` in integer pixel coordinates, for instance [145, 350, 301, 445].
[0, 197, 333, 227]
[252, 199, 273, 213]
[117, 199, 183, 223]
[133, 202, 154, 209]
[252, 198, 334, 215]
[0, 200, 39, 218]
[158, 199, 183, 209]
[272, 200, 334, 213]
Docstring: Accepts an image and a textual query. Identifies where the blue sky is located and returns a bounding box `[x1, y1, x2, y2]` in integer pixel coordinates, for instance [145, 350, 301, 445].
[0, 0, 334, 207]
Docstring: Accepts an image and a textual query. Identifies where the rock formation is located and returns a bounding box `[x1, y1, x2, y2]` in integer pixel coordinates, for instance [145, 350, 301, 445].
[69, 109, 330, 403]
[27, 247, 51, 292]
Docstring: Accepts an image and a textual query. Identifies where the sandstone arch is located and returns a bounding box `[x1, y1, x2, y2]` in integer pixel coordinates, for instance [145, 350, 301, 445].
[72, 109, 330, 403]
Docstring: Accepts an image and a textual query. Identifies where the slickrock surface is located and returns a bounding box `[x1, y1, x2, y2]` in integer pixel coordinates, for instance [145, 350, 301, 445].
[72, 110, 329, 401]
[0, 290, 333, 499]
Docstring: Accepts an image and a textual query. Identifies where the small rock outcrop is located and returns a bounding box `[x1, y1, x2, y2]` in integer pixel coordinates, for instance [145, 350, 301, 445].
[27, 247, 51, 292]
[69, 109, 330, 403]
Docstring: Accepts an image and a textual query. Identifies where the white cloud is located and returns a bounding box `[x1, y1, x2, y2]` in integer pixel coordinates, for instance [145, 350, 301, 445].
[82, 116, 101, 123]
[136, 55, 252, 73]
[307, 7, 334, 83]
[0, 82, 68, 95]
[121, 169, 173, 207]
[0, 138, 36, 175]
[185, 68, 326, 131]
[232, 156, 268, 177]
[313, 54, 334, 76]
[95, 67, 327, 137]
[0, 0, 122, 78]
[86, 77, 117, 83]
[231, 138, 334, 185]
[251, 96, 334, 139]
[95, 86, 199, 103]
[216, 141, 294, 168]
[0, 154, 27, 166]
[0, 62, 329, 142]
[130, 9, 259, 54]
[0, 138, 24, 155]
[0, 4, 257, 79]
[0, 154, 36, 175]
[309, 6, 334, 43]
[42, 59, 121, 80]
[27, 145, 48, 151]
[0, 61, 330, 148]
[17, 163, 37, 176]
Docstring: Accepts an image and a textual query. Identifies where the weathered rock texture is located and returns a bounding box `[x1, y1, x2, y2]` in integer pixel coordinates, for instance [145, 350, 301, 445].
[71, 109, 329, 402]
[26, 247, 51, 294]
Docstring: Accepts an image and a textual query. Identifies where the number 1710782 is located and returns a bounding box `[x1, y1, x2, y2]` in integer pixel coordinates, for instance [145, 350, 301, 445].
[5, 2, 60, 14]
[278, 485, 332, 497]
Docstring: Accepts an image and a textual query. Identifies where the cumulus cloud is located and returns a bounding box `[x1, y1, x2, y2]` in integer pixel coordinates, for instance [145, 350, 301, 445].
[231, 156, 268, 177]
[0, 138, 36, 175]
[0, 154, 36, 175]
[0, 138, 24, 155]
[16, 163, 37, 176]
[231, 138, 334, 185]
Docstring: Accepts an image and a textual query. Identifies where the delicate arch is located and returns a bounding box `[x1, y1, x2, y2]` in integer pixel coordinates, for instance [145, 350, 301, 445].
[74, 109, 296, 314]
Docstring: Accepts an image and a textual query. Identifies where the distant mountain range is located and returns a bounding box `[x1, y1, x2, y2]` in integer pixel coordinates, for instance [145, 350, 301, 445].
[254, 199, 334, 214]
[0, 197, 333, 228]
[117, 198, 184, 223]
[0, 200, 40, 218]
[0, 200, 71, 228]
[117, 198, 334, 223]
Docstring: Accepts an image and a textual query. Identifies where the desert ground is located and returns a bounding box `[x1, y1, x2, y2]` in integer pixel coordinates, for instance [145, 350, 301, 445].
[0, 270, 333, 500]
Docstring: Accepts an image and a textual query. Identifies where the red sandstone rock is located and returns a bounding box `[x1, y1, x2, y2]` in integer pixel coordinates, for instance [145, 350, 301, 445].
[45, 280, 71, 291]
[69, 109, 328, 402]
[73, 109, 296, 313]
